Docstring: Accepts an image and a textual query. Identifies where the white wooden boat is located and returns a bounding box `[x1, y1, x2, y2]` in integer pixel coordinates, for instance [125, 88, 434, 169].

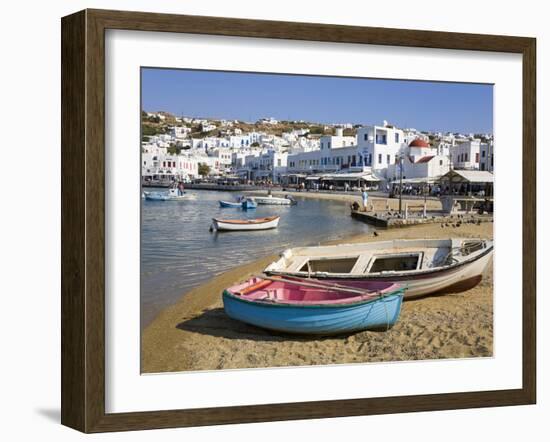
[211, 216, 280, 231]
[264, 238, 493, 298]
[253, 194, 296, 205]
[143, 188, 195, 201]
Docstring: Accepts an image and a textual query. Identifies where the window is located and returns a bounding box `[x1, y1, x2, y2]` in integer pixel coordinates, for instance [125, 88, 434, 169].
[277, 159, 281, 167]
[368, 253, 421, 273]
[395, 133, 399, 143]
[440, 159, 443, 166]
[378, 153, 382, 164]
[482, 150, 486, 158]
[475, 153, 480, 163]
[328, 142, 331, 149]
[386, 154, 390, 164]
[465, 153, 469, 162]
[321, 142, 323, 149]
[368, 154, 372, 165]
[364, 133, 368, 141]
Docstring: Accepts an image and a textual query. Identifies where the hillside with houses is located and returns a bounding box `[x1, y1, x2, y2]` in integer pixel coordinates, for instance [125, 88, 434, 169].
[141, 111, 494, 188]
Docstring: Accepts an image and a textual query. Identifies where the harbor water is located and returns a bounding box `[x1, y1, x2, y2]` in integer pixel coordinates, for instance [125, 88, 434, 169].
[141, 190, 372, 329]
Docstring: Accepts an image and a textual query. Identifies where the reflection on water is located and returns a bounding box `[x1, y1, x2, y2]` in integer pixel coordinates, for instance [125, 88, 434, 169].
[141, 190, 371, 328]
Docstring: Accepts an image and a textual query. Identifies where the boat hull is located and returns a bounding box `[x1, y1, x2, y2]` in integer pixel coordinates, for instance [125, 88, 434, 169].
[219, 200, 242, 208]
[212, 217, 280, 231]
[144, 191, 192, 201]
[265, 239, 493, 298]
[254, 196, 293, 205]
[223, 290, 404, 335]
[241, 199, 258, 210]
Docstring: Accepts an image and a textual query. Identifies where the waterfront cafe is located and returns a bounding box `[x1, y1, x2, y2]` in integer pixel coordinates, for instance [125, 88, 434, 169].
[439, 169, 494, 196]
[282, 171, 381, 190]
[318, 171, 381, 190]
[438, 169, 494, 214]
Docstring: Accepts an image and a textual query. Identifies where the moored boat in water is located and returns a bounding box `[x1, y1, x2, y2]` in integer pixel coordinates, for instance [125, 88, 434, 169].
[144, 188, 194, 201]
[219, 200, 242, 208]
[264, 238, 493, 298]
[211, 216, 280, 231]
[223, 276, 405, 335]
[241, 198, 258, 210]
[254, 194, 297, 205]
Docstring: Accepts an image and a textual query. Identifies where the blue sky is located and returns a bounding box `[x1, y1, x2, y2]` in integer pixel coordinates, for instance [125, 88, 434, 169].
[141, 68, 493, 134]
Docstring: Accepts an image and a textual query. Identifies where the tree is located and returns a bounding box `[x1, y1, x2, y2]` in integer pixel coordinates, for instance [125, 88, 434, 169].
[167, 145, 182, 155]
[198, 163, 211, 176]
[250, 141, 260, 147]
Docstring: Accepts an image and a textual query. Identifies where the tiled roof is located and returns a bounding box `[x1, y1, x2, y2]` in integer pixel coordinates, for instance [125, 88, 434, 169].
[409, 138, 430, 148]
[416, 155, 435, 163]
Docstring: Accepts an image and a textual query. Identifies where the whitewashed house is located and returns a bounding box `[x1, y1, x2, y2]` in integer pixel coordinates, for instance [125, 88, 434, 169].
[243, 150, 288, 183]
[170, 126, 191, 139]
[142, 152, 199, 181]
[479, 141, 494, 172]
[355, 124, 407, 177]
[452, 139, 481, 170]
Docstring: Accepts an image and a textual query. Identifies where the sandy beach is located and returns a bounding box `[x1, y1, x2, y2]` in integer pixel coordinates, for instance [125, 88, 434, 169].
[142, 221, 493, 373]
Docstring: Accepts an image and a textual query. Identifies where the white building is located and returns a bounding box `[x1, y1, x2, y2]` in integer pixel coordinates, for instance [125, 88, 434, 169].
[208, 147, 233, 172]
[479, 141, 494, 172]
[201, 123, 217, 132]
[452, 139, 481, 170]
[240, 150, 288, 183]
[170, 126, 191, 139]
[387, 154, 451, 181]
[355, 124, 407, 176]
[142, 152, 199, 180]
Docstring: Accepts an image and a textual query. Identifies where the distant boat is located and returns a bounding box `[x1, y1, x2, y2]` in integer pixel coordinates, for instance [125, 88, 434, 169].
[144, 188, 193, 201]
[254, 194, 296, 205]
[241, 198, 258, 210]
[144, 191, 170, 201]
[219, 200, 242, 208]
[264, 238, 493, 298]
[223, 276, 405, 335]
[211, 216, 280, 231]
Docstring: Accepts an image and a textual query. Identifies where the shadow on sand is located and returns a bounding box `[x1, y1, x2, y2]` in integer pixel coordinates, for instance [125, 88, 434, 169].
[176, 308, 318, 342]
[175, 307, 389, 342]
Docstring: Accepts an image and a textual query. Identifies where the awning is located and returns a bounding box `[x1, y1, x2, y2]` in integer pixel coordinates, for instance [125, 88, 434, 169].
[390, 176, 441, 184]
[320, 172, 381, 182]
[440, 170, 494, 184]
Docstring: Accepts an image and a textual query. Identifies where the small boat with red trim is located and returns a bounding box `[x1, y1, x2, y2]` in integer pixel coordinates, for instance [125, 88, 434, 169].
[211, 216, 280, 231]
[222, 276, 404, 335]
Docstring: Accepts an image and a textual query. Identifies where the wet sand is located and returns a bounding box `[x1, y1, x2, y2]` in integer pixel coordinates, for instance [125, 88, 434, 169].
[142, 222, 493, 373]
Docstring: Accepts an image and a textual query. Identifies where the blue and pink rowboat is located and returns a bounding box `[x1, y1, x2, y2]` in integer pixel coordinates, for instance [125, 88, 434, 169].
[223, 276, 404, 335]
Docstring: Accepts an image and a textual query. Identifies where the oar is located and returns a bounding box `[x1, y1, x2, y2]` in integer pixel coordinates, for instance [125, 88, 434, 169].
[274, 274, 378, 294]
[257, 275, 378, 298]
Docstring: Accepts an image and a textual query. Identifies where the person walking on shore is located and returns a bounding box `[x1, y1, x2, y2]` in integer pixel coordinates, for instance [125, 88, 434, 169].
[361, 187, 369, 211]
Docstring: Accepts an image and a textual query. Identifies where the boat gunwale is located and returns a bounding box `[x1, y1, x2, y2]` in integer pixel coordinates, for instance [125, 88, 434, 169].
[213, 216, 280, 225]
[265, 242, 494, 280]
[222, 287, 404, 309]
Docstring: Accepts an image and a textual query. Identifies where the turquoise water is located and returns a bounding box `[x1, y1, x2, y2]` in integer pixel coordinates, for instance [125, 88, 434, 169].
[141, 190, 372, 328]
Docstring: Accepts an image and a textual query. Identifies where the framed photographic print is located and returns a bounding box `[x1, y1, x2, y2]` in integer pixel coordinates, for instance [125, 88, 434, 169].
[61, 9, 536, 433]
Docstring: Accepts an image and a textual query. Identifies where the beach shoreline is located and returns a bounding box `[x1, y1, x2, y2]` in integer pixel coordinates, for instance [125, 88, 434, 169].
[142, 221, 493, 374]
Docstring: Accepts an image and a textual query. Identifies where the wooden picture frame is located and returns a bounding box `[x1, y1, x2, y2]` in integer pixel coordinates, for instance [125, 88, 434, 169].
[61, 8, 536, 433]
